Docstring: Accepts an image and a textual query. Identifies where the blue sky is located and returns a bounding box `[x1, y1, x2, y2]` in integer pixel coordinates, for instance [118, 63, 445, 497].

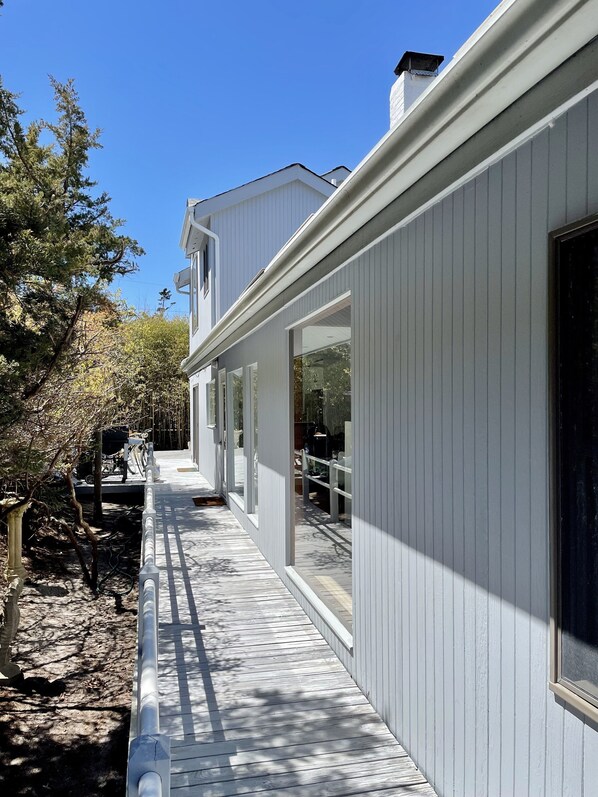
[1, 0, 498, 314]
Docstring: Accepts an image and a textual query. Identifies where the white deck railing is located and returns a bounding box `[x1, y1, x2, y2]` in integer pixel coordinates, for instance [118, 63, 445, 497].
[301, 450, 352, 522]
[127, 444, 170, 797]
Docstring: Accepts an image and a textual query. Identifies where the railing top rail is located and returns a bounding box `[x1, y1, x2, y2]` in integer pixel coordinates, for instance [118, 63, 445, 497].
[128, 445, 170, 797]
[331, 462, 351, 474]
[303, 452, 332, 467]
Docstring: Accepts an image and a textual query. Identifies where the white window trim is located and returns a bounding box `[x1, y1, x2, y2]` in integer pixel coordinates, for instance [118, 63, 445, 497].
[287, 294, 353, 644]
[227, 367, 245, 509]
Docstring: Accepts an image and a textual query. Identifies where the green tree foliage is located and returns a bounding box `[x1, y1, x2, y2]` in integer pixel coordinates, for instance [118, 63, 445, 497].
[0, 78, 142, 500]
[118, 313, 189, 450]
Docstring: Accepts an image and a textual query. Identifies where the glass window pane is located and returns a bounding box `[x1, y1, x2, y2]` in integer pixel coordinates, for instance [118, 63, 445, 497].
[230, 369, 244, 501]
[252, 366, 258, 514]
[292, 301, 352, 632]
[207, 378, 216, 427]
[557, 224, 598, 704]
[219, 371, 227, 491]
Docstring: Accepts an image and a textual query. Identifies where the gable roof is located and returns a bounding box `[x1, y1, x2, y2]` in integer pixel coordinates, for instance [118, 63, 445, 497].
[180, 163, 340, 252]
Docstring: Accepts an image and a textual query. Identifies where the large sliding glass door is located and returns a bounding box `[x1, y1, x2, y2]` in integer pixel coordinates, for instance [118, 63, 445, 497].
[291, 298, 352, 633]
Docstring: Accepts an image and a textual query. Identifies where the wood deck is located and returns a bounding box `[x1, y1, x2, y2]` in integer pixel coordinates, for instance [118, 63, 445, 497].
[154, 451, 437, 797]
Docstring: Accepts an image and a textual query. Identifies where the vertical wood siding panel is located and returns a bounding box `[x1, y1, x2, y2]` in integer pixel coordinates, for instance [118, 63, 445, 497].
[440, 195, 455, 796]
[386, 236, 396, 725]
[431, 201, 444, 790]
[216, 183, 327, 315]
[562, 713, 584, 797]
[452, 187, 466, 797]
[378, 239, 391, 722]
[366, 247, 375, 698]
[582, 720, 598, 797]
[392, 227, 405, 743]
[486, 160, 503, 797]
[529, 127, 550, 797]
[566, 99, 588, 223]
[546, 112, 568, 797]
[375, 244, 385, 717]
[514, 142, 533, 797]
[400, 224, 411, 747]
[561, 96, 590, 797]
[474, 170, 490, 797]
[462, 180, 477, 797]
[422, 208, 435, 775]
[414, 215, 426, 762]
[387, 232, 399, 737]
[500, 151, 517, 797]
[407, 220, 418, 756]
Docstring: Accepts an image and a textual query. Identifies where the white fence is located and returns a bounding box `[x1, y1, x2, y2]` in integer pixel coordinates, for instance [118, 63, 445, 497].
[127, 445, 170, 797]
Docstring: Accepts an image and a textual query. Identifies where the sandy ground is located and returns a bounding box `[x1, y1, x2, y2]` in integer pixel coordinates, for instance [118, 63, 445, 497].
[0, 500, 141, 796]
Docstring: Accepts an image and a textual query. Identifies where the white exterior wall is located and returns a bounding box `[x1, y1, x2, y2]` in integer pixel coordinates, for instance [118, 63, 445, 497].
[212, 85, 598, 797]
[212, 180, 331, 319]
[187, 179, 335, 478]
[189, 367, 218, 489]
[187, 180, 330, 358]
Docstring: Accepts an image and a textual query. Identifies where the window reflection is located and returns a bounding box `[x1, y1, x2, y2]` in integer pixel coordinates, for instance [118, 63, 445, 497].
[292, 300, 352, 632]
[251, 366, 258, 515]
[229, 369, 244, 502]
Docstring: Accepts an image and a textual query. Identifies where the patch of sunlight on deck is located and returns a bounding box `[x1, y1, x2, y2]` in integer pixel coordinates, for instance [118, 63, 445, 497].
[153, 450, 437, 797]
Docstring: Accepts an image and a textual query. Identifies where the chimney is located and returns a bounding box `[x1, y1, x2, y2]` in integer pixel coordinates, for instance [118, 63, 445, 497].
[390, 51, 443, 128]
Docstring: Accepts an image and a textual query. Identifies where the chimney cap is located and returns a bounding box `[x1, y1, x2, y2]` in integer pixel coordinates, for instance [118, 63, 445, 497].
[394, 51, 444, 77]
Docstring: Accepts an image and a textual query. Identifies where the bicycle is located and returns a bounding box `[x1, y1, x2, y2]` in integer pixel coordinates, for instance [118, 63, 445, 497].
[124, 429, 151, 478]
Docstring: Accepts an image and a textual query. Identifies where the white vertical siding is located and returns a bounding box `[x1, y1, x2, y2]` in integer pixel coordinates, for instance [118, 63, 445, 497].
[189, 368, 218, 490]
[214, 181, 329, 319]
[210, 87, 598, 796]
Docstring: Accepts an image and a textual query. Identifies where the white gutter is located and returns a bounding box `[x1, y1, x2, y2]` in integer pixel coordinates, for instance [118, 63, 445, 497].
[187, 209, 221, 329]
[182, 0, 598, 375]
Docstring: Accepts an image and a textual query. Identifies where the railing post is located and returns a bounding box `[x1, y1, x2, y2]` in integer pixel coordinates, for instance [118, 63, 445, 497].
[128, 734, 170, 797]
[302, 449, 309, 502]
[0, 500, 29, 684]
[329, 460, 339, 522]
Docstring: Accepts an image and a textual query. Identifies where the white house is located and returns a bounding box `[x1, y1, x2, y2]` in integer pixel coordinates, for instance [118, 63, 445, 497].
[176, 0, 598, 794]
[176, 163, 350, 484]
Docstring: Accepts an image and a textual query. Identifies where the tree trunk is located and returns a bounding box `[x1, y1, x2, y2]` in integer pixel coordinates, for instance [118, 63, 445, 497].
[65, 469, 99, 592]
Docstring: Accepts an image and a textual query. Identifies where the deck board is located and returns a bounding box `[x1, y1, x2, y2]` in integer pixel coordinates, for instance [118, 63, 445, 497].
[154, 451, 436, 796]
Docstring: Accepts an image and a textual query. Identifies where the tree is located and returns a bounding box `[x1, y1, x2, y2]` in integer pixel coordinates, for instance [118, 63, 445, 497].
[117, 312, 189, 450]
[157, 287, 175, 315]
[0, 77, 142, 509]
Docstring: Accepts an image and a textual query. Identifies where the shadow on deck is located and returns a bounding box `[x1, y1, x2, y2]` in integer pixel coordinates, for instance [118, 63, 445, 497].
[153, 451, 437, 797]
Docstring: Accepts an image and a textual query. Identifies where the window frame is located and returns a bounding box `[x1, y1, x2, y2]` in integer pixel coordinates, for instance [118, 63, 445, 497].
[247, 363, 258, 521]
[227, 367, 245, 508]
[285, 292, 353, 650]
[549, 211, 598, 724]
[206, 377, 216, 428]
[218, 368, 227, 493]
